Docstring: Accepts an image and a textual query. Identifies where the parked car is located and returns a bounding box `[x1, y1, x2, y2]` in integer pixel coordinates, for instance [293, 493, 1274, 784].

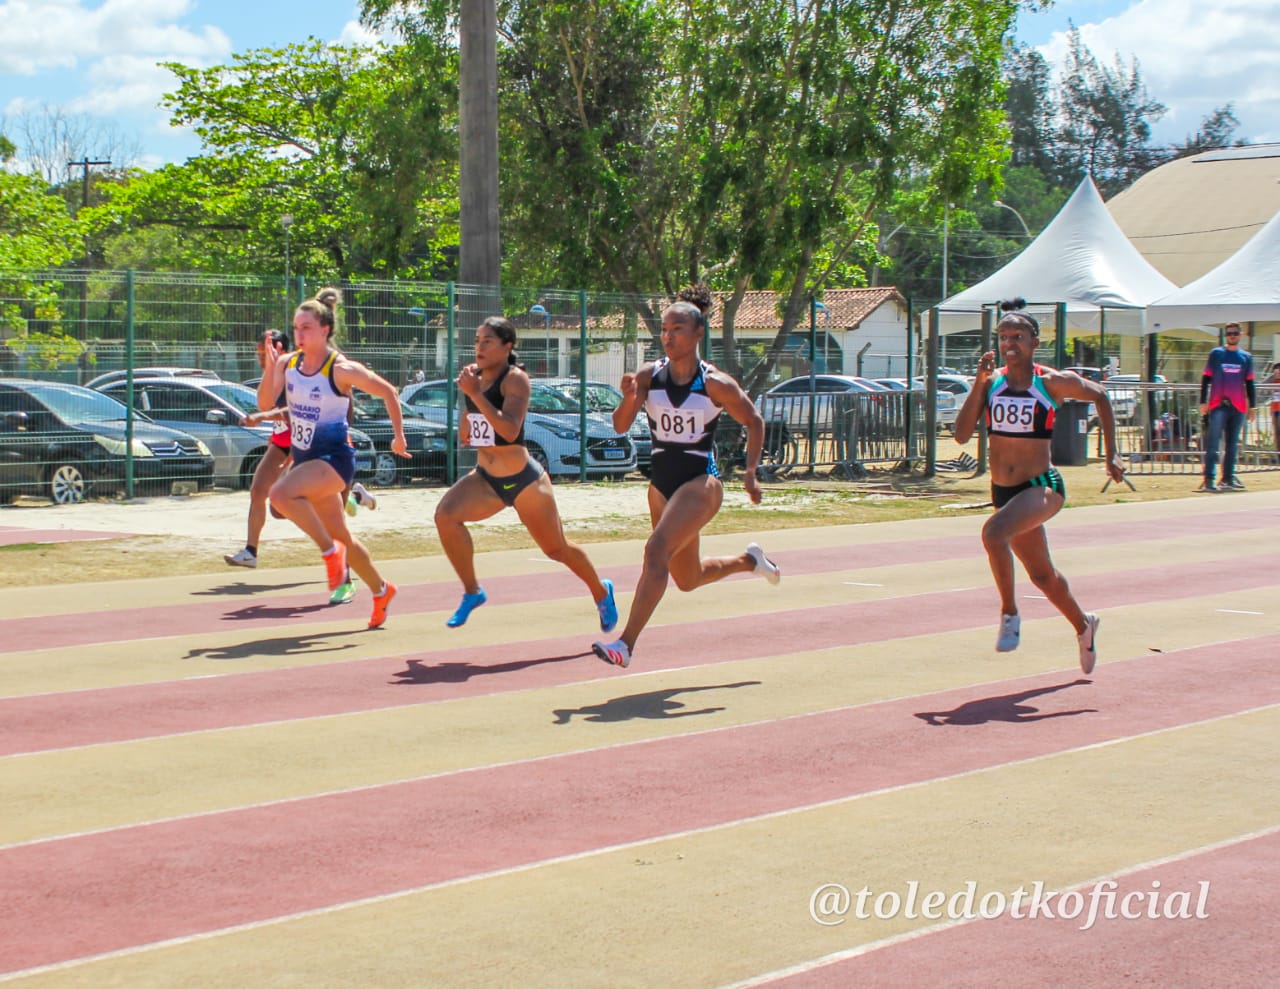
[0, 379, 214, 504]
[401, 378, 636, 478]
[875, 378, 960, 430]
[351, 394, 449, 486]
[96, 375, 376, 487]
[756, 374, 887, 434]
[538, 377, 652, 476]
[1064, 366, 1139, 423]
[85, 367, 221, 390]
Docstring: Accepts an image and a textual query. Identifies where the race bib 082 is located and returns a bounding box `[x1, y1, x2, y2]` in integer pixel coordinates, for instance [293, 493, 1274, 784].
[467, 412, 495, 447]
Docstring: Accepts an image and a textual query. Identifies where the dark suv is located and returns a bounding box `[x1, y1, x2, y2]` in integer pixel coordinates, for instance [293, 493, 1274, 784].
[0, 379, 214, 504]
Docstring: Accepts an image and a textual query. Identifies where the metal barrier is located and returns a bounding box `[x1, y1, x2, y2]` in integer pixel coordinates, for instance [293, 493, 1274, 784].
[1106, 382, 1280, 475]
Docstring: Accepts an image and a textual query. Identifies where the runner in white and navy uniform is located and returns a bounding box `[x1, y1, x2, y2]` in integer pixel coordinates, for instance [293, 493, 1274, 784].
[592, 300, 780, 670]
[433, 316, 618, 631]
[953, 298, 1126, 673]
[259, 287, 408, 629]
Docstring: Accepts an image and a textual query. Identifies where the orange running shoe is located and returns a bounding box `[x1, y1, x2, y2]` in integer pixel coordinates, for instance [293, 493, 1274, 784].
[324, 541, 347, 591]
[368, 581, 397, 629]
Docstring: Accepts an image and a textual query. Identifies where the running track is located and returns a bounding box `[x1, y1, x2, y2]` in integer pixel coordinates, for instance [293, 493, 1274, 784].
[2, 493, 1278, 987]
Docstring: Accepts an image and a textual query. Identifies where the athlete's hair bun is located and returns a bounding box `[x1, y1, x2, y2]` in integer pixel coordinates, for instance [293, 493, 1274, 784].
[999, 297, 1027, 313]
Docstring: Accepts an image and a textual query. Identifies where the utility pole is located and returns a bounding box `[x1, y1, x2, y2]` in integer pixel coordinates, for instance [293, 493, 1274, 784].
[68, 158, 111, 343]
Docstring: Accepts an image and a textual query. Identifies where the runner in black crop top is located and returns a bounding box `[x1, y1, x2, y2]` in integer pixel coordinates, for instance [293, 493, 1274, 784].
[434, 315, 617, 632]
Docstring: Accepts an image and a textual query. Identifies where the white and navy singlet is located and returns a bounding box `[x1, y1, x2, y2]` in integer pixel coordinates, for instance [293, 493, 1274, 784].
[284, 350, 356, 484]
[986, 365, 1057, 440]
[645, 357, 722, 499]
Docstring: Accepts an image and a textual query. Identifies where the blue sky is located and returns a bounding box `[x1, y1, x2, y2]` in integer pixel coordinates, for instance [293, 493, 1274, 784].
[1, 0, 1276, 173]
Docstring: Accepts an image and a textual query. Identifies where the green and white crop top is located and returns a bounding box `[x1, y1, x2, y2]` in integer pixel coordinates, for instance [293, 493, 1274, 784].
[986, 365, 1057, 439]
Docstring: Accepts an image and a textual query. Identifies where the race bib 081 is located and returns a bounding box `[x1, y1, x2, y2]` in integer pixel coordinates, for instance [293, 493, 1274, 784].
[652, 407, 705, 442]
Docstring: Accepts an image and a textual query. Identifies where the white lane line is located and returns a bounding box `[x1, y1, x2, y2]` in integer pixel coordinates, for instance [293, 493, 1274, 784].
[1217, 609, 1265, 616]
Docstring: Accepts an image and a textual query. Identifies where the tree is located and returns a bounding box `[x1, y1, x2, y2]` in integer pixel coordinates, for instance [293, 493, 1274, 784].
[1170, 104, 1243, 158]
[373, 0, 1017, 385]
[1053, 26, 1166, 195]
[89, 39, 460, 284]
[1004, 44, 1055, 174]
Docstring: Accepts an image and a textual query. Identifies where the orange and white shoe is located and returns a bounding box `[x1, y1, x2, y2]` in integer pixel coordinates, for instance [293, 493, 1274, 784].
[368, 581, 397, 629]
[323, 542, 348, 591]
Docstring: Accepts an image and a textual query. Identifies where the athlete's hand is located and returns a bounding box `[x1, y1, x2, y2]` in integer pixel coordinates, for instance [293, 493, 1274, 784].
[744, 469, 763, 505]
[456, 364, 482, 398]
[975, 350, 997, 382]
[619, 373, 637, 400]
[392, 434, 410, 459]
[1106, 453, 1126, 483]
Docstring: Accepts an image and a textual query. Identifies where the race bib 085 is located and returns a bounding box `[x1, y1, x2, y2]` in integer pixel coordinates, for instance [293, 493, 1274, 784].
[989, 395, 1038, 432]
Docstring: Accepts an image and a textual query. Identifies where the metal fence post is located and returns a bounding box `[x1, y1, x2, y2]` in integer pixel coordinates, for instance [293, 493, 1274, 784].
[124, 269, 135, 499]
[446, 281, 458, 484]
[924, 308, 939, 478]
[579, 290, 588, 482]
[977, 306, 991, 476]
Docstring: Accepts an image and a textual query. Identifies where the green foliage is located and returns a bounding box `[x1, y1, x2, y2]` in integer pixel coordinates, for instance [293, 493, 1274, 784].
[86, 39, 460, 284]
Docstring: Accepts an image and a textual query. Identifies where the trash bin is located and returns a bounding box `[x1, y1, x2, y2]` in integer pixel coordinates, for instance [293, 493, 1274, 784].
[1051, 399, 1090, 466]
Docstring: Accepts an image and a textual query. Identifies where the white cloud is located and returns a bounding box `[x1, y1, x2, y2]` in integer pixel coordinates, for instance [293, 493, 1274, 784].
[1038, 0, 1280, 144]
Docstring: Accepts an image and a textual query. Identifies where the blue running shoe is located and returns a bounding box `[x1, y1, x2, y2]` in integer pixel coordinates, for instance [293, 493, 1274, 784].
[446, 588, 487, 628]
[597, 579, 618, 633]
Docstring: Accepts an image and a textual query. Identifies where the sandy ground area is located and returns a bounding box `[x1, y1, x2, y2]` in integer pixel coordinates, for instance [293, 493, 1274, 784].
[0, 481, 681, 541]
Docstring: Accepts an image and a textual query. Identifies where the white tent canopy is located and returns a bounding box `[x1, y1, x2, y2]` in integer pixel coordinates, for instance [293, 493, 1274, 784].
[935, 175, 1177, 336]
[1146, 207, 1280, 331]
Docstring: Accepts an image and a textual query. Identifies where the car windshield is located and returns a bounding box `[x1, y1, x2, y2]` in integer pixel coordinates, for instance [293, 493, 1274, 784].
[29, 384, 134, 424]
[527, 384, 579, 413]
[553, 382, 622, 412]
[352, 395, 425, 420]
[204, 382, 260, 416]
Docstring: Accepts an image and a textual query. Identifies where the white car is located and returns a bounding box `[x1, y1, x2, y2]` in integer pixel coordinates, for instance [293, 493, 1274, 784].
[538, 377, 652, 477]
[875, 378, 959, 429]
[401, 379, 636, 479]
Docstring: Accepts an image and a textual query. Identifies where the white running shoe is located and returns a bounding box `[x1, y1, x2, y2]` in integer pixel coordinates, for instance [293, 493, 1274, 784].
[224, 548, 257, 568]
[352, 481, 377, 510]
[592, 638, 632, 668]
[746, 543, 781, 585]
[1077, 613, 1100, 674]
[995, 613, 1020, 652]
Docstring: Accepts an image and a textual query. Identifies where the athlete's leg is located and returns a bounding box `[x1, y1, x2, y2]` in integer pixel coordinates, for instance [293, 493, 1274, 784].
[981, 486, 1063, 617]
[269, 460, 346, 551]
[311, 491, 384, 591]
[245, 444, 290, 549]
[514, 474, 608, 602]
[434, 471, 504, 594]
[665, 483, 757, 592]
[1010, 522, 1088, 634]
[616, 478, 723, 651]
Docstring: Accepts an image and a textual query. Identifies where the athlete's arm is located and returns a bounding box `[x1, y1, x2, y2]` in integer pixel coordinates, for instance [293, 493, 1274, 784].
[953, 352, 994, 444]
[614, 366, 652, 434]
[257, 352, 290, 413]
[458, 365, 529, 444]
[1046, 370, 1125, 482]
[335, 360, 409, 459]
[706, 371, 766, 505]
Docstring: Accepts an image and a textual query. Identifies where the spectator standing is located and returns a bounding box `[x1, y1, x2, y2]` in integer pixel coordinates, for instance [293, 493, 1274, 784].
[1198, 322, 1255, 492]
[1269, 364, 1280, 453]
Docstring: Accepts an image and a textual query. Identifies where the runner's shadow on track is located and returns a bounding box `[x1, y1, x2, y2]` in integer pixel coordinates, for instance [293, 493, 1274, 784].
[192, 581, 315, 597]
[552, 681, 762, 725]
[183, 630, 364, 661]
[391, 652, 591, 685]
[914, 679, 1095, 727]
[220, 602, 335, 621]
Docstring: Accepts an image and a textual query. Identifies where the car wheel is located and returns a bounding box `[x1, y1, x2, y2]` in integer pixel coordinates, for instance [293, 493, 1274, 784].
[527, 443, 551, 473]
[47, 463, 89, 504]
[371, 451, 400, 488]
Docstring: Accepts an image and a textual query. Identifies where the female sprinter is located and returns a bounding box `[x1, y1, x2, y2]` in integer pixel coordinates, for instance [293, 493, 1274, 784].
[952, 298, 1125, 673]
[259, 288, 408, 628]
[433, 316, 618, 631]
[592, 300, 780, 669]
